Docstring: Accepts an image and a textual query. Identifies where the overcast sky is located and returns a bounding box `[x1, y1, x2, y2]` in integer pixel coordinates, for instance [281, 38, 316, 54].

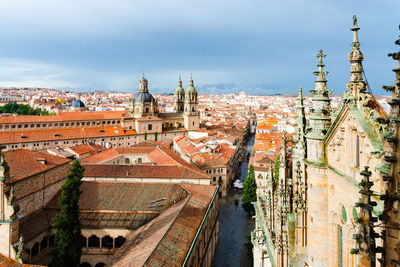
[0, 0, 398, 95]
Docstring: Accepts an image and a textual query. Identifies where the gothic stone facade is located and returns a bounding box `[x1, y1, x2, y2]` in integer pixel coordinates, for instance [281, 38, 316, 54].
[253, 18, 400, 267]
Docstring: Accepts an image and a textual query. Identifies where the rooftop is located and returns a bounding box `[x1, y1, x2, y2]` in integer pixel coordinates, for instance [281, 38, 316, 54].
[4, 149, 70, 183]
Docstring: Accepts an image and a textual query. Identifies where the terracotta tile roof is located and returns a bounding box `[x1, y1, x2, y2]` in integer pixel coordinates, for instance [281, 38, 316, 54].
[144, 184, 217, 266]
[0, 126, 137, 144]
[68, 143, 104, 156]
[0, 253, 44, 266]
[82, 164, 210, 179]
[44, 182, 189, 230]
[80, 141, 210, 179]
[19, 181, 217, 266]
[112, 183, 218, 266]
[110, 195, 190, 266]
[0, 110, 127, 124]
[4, 149, 70, 183]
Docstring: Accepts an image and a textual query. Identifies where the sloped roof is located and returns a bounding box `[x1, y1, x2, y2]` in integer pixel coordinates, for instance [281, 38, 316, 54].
[0, 253, 44, 267]
[18, 182, 218, 267]
[0, 126, 137, 144]
[111, 183, 218, 266]
[80, 141, 210, 180]
[0, 110, 127, 124]
[4, 149, 70, 183]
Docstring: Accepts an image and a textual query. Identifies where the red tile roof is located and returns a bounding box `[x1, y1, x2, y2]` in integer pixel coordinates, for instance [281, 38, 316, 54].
[112, 183, 218, 266]
[0, 253, 44, 266]
[0, 126, 137, 144]
[0, 110, 127, 124]
[4, 149, 70, 183]
[80, 142, 210, 180]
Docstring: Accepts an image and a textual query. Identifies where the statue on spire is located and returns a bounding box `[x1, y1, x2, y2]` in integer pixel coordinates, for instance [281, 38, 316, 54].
[353, 15, 357, 27]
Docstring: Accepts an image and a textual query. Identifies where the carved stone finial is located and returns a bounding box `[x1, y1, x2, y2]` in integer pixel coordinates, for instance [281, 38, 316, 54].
[353, 15, 357, 27]
[7, 186, 19, 220]
[316, 49, 326, 66]
[15, 235, 24, 263]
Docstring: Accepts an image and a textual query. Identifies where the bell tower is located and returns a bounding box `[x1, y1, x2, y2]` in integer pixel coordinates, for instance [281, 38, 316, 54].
[174, 77, 185, 113]
[184, 76, 200, 130]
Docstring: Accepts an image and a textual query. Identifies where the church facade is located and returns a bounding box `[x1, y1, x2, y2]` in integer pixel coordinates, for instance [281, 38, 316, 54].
[252, 18, 400, 267]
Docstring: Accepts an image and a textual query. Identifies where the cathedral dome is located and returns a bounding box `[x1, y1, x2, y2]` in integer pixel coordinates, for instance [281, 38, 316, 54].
[72, 99, 85, 108]
[134, 92, 155, 103]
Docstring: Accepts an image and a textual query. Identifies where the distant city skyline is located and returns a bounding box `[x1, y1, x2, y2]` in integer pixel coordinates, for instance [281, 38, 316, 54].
[0, 0, 398, 95]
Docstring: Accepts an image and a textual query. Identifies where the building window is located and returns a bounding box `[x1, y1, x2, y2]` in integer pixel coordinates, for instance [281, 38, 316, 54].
[81, 235, 87, 248]
[337, 225, 343, 267]
[101, 236, 113, 248]
[88, 235, 100, 248]
[148, 124, 152, 131]
[146, 108, 149, 113]
[31, 242, 39, 257]
[115, 236, 126, 248]
[137, 158, 142, 164]
[355, 135, 360, 168]
[49, 235, 55, 247]
[40, 236, 48, 250]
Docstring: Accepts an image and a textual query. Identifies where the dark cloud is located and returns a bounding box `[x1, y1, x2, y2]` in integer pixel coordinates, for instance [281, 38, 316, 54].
[0, 0, 398, 95]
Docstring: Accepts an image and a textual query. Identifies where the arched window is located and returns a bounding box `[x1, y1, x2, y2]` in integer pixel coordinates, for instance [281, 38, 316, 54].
[80, 262, 92, 267]
[355, 134, 360, 168]
[125, 158, 130, 164]
[115, 236, 126, 248]
[95, 263, 105, 267]
[102, 236, 113, 248]
[49, 235, 55, 247]
[31, 242, 40, 257]
[40, 236, 48, 251]
[192, 107, 195, 112]
[137, 158, 142, 164]
[337, 225, 343, 267]
[81, 235, 87, 248]
[88, 235, 100, 248]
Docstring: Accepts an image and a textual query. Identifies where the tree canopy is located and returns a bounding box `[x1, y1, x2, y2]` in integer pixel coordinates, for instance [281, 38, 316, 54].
[51, 160, 85, 267]
[242, 164, 257, 213]
[0, 102, 51, 115]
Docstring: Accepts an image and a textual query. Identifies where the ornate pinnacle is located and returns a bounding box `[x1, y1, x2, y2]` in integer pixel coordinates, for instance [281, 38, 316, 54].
[317, 49, 326, 68]
[188, 73, 194, 87]
[351, 15, 360, 45]
[388, 25, 400, 61]
[313, 49, 329, 79]
[297, 87, 304, 107]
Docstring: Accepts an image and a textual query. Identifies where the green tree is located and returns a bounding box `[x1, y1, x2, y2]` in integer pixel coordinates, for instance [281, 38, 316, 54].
[242, 164, 257, 213]
[0, 102, 50, 115]
[154, 131, 158, 141]
[144, 131, 147, 141]
[51, 160, 85, 267]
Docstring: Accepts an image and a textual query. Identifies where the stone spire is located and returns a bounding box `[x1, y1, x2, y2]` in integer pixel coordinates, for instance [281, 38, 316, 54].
[351, 166, 380, 267]
[294, 87, 307, 157]
[306, 49, 333, 141]
[379, 25, 400, 266]
[344, 15, 367, 100]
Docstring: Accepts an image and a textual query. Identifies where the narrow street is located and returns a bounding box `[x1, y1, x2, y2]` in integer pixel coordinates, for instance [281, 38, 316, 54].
[212, 135, 255, 267]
